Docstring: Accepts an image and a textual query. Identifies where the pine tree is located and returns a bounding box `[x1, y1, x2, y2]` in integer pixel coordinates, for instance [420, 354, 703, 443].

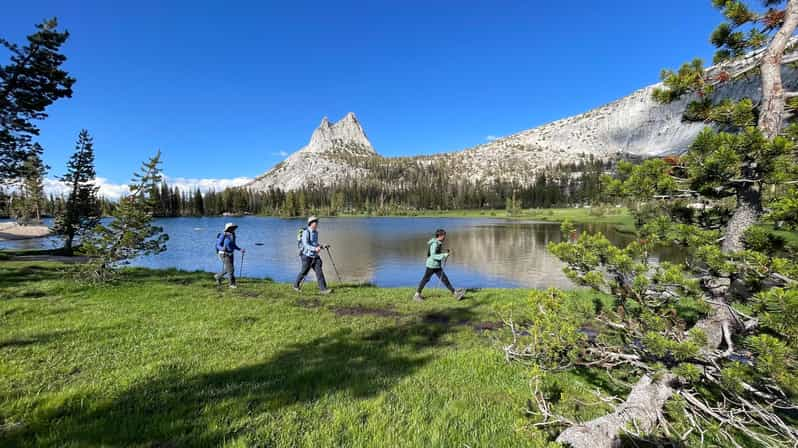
[13, 144, 46, 223]
[192, 188, 204, 216]
[282, 191, 296, 217]
[297, 190, 307, 216]
[0, 187, 9, 217]
[506, 3, 798, 446]
[652, 0, 798, 252]
[53, 129, 99, 254]
[0, 19, 75, 181]
[80, 151, 169, 282]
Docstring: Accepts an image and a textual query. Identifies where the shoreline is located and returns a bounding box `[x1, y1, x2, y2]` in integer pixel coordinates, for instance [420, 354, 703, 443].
[150, 207, 635, 229]
[0, 222, 52, 240]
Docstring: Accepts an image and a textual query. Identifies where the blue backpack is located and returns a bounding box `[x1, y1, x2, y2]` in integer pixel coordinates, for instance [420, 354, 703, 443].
[215, 232, 227, 252]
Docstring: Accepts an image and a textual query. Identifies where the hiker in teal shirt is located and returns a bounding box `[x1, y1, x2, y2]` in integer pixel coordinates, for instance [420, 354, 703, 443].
[414, 228, 465, 301]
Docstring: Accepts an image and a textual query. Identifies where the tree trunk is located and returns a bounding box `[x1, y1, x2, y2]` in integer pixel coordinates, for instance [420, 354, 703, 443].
[64, 231, 73, 255]
[721, 183, 761, 253]
[722, 0, 798, 252]
[695, 276, 736, 356]
[555, 374, 675, 448]
[557, 279, 733, 447]
[758, 0, 798, 139]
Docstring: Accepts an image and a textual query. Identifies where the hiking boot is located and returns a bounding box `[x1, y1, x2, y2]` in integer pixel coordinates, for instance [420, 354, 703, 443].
[413, 292, 425, 302]
[292, 286, 301, 293]
[319, 289, 333, 295]
[214, 275, 222, 286]
[229, 284, 237, 289]
[454, 288, 466, 301]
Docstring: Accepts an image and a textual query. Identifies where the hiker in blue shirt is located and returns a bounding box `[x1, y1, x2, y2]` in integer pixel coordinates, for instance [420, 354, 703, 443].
[214, 222, 245, 288]
[414, 228, 465, 301]
[293, 216, 333, 294]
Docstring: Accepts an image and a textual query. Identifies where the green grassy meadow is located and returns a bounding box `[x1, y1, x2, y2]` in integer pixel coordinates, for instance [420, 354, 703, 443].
[0, 262, 594, 447]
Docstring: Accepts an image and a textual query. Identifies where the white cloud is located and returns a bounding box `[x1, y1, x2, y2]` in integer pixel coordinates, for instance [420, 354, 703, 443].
[96, 177, 133, 199]
[278, 150, 289, 157]
[485, 135, 499, 142]
[43, 175, 253, 200]
[43, 177, 130, 200]
[165, 176, 252, 193]
[43, 178, 70, 197]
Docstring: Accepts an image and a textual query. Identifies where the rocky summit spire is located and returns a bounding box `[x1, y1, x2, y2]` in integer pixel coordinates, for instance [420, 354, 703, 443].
[249, 43, 798, 193]
[305, 112, 375, 154]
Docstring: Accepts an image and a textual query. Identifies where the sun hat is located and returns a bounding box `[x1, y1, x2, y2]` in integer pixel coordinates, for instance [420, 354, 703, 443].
[224, 222, 238, 232]
[307, 216, 319, 225]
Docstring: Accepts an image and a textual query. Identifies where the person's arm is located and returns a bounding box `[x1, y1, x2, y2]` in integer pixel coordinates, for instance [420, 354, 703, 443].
[223, 234, 243, 252]
[431, 241, 448, 261]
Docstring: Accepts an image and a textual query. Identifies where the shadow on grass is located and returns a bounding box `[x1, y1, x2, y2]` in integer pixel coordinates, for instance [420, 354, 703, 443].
[0, 247, 71, 257]
[618, 434, 686, 447]
[120, 268, 213, 286]
[0, 264, 66, 287]
[0, 330, 74, 349]
[5, 307, 478, 447]
[337, 282, 377, 289]
[568, 366, 633, 399]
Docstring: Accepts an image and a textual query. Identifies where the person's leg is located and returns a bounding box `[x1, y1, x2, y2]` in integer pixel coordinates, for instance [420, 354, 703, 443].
[294, 256, 312, 289]
[435, 269, 455, 293]
[416, 268, 435, 293]
[435, 268, 454, 294]
[215, 253, 225, 284]
[312, 257, 328, 291]
[436, 270, 465, 299]
[226, 254, 236, 286]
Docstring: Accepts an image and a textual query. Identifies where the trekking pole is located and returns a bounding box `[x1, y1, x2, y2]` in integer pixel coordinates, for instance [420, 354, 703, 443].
[434, 251, 450, 290]
[325, 246, 343, 283]
[239, 251, 245, 279]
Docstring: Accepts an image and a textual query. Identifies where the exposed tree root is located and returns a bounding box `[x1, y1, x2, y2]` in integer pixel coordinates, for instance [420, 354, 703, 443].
[694, 276, 737, 356]
[555, 374, 675, 448]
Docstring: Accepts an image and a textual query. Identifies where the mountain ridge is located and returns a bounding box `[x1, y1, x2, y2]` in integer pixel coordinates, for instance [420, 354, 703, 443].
[247, 49, 798, 192]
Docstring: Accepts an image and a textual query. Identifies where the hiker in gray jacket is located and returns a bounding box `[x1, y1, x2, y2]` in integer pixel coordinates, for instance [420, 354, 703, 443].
[293, 216, 332, 294]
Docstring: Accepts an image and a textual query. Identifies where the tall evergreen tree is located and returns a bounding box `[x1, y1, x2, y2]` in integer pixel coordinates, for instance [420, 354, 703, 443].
[0, 18, 75, 181]
[80, 151, 169, 282]
[13, 144, 46, 223]
[192, 188, 204, 216]
[53, 129, 99, 253]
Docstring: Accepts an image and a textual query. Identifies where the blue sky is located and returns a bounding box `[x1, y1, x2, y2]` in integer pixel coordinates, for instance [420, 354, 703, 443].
[3, 0, 723, 191]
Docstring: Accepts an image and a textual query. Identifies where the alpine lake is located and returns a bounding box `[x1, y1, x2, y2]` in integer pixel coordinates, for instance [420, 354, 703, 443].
[1, 216, 676, 289]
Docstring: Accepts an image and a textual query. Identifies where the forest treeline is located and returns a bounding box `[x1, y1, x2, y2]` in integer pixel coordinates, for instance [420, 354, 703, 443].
[0, 156, 618, 218]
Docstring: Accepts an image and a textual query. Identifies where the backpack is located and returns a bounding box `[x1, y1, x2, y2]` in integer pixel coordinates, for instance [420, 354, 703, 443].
[215, 232, 227, 252]
[297, 227, 309, 250]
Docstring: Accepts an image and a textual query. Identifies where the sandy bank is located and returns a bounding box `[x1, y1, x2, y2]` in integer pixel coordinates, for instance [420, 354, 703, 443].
[0, 222, 53, 240]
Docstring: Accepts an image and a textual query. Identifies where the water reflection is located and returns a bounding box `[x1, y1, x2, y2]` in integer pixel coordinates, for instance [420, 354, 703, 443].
[1, 216, 670, 289]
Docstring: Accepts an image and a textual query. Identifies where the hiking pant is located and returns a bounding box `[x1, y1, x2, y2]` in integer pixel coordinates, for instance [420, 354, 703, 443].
[294, 255, 328, 290]
[417, 268, 454, 293]
[215, 252, 235, 285]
